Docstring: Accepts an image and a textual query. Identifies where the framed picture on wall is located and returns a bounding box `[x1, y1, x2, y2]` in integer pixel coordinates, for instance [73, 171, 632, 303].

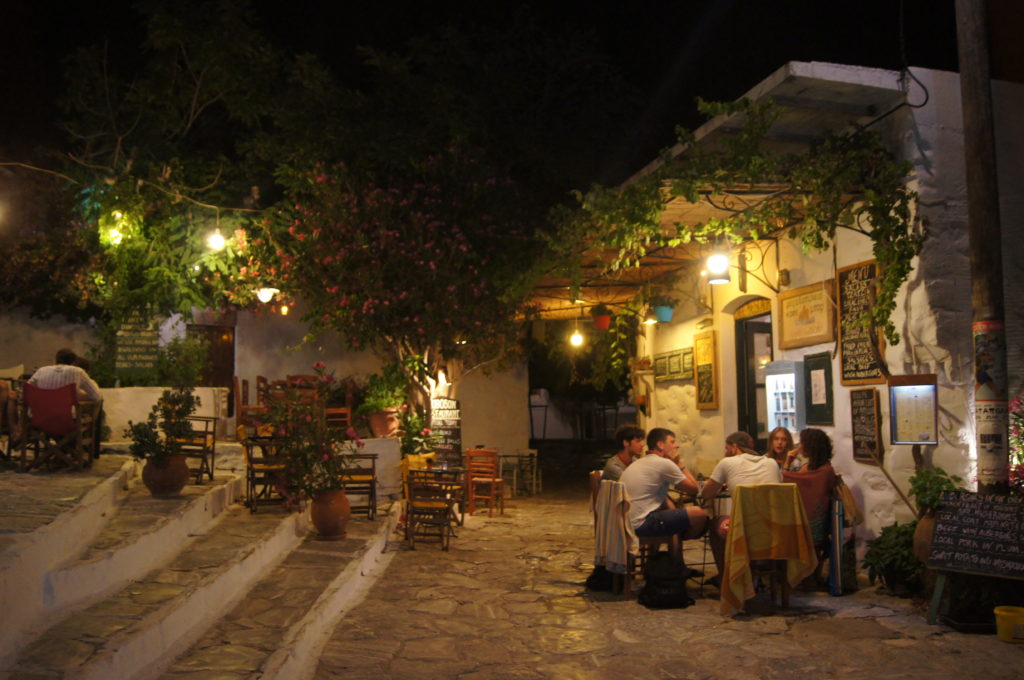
[679, 347, 694, 380]
[694, 330, 718, 410]
[802, 351, 834, 425]
[889, 374, 939, 445]
[777, 280, 835, 349]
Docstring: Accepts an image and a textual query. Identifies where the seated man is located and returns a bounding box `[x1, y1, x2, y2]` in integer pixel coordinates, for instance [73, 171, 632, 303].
[621, 427, 707, 551]
[602, 424, 645, 481]
[28, 349, 104, 458]
[701, 430, 783, 583]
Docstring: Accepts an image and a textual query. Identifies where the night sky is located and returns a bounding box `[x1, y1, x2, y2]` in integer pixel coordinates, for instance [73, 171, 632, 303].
[3, 0, 960, 181]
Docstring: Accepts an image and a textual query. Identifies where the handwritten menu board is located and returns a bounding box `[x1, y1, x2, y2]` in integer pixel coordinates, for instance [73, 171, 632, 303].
[694, 330, 718, 410]
[115, 313, 159, 374]
[927, 491, 1024, 580]
[837, 261, 885, 385]
[850, 388, 883, 465]
[430, 397, 462, 466]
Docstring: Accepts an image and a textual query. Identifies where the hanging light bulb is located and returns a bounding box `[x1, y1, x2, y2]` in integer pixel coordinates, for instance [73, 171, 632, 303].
[570, 329, 584, 346]
[279, 304, 290, 315]
[706, 252, 731, 285]
[256, 287, 280, 303]
[643, 310, 658, 325]
[108, 228, 123, 245]
[207, 229, 226, 251]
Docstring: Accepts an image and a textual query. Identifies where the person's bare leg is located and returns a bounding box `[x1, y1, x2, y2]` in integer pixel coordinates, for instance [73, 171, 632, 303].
[709, 516, 730, 583]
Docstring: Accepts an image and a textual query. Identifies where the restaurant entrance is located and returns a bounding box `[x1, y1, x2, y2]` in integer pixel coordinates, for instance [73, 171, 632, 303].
[733, 298, 773, 452]
[186, 324, 235, 389]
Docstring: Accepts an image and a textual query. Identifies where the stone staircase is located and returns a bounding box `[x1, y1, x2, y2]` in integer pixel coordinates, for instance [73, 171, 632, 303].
[0, 456, 397, 680]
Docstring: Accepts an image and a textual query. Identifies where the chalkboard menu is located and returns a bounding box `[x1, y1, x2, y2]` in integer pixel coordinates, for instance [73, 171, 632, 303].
[850, 388, 883, 465]
[927, 491, 1024, 580]
[115, 313, 159, 377]
[430, 397, 462, 466]
[837, 261, 886, 385]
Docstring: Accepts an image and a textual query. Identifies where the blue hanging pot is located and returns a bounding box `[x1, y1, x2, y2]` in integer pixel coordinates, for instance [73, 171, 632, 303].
[654, 305, 674, 323]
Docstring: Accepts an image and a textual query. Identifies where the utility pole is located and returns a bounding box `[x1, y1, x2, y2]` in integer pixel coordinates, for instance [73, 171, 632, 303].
[955, 0, 1008, 493]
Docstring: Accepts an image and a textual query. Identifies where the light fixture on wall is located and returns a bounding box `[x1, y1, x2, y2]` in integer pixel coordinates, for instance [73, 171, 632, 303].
[256, 287, 280, 303]
[706, 252, 731, 285]
[642, 309, 658, 325]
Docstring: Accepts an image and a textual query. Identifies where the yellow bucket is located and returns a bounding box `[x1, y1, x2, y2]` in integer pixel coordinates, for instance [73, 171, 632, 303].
[994, 606, 1024, 643]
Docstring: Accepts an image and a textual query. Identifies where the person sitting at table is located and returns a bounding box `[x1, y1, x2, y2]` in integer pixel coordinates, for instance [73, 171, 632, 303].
[602, 424, 645, 481]
[620, 427, 707, 553]
[28, 349, 104, 458]
[767, 426, 795, 470]
[782, 428, 837, 565]
[700, 430, 783, 586]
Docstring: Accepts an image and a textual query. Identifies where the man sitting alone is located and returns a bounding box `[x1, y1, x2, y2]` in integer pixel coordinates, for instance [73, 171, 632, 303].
[700, 431, 783, 584]
[602, 424, 645, 481]
[621, 428, 708, 552]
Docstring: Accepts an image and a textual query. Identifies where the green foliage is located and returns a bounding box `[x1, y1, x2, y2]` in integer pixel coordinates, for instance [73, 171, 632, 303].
[909, 467, 964, 517]
[587, 303, 643, 391]
[567, 97, 922, 347]
[861, 521, 924, 597]
[125, 387, 200, 466]
[398, 406, 437, 458]
[589, 303, 612, 317]
[356, 364, 408, 415]
[85, 332, 209, 388]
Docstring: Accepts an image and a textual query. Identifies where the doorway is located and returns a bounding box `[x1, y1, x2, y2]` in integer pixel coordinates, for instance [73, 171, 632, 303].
[186, 324, 235, 389]
[734, 306, 772, 452]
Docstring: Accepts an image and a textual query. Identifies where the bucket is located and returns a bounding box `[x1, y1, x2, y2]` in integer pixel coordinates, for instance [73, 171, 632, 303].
[994, 606, 1024, 643]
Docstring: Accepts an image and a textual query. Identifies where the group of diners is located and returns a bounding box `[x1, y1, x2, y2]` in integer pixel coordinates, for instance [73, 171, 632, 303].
[600, 422, 836, 589]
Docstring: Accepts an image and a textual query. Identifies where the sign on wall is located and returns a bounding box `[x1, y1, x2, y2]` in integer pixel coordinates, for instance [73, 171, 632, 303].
[850, 387, 883, 465]
[653, 348, 694, 382]
[115, 312, 159, 378]
[837, 261, 886, 385]
[777, 280, 835, 349]
[694, 330, 718, 410]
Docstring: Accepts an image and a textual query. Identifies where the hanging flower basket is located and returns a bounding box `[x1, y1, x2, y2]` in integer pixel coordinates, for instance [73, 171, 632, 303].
[590, 303, 612, 330]
[654, 305, 674, 323]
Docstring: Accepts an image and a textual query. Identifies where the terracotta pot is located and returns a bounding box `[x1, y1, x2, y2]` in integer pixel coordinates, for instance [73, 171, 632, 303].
[142, 454, 191, 497]
[310, 488, 351, 540]
[913, 514, 936, 564]
[368, 409, 400, 438]
[592, 314, 612, 330]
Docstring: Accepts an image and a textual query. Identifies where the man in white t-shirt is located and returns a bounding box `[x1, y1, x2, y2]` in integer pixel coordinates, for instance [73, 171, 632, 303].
[620, 428, 707, 547]
[700, 431, 783, 582]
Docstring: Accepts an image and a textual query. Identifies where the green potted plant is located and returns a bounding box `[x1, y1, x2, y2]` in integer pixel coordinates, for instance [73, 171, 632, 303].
[650, 293, 678, 323]
[125, 387, 200, 497]
[590, 302, 613, 330]
[262, 362, 363, 538]
[356, 363, 407, 438]
[398, 406, 437, 458]
[862, 521, 924, 597]
[909, 467, 964, 562]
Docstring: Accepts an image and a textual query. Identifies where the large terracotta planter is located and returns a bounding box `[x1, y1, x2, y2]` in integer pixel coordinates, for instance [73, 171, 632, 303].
[310, 488, 351, 540]
[913, 514, 936, 564]
[368, 408, 400, 438]
[142, 454, 191, 497]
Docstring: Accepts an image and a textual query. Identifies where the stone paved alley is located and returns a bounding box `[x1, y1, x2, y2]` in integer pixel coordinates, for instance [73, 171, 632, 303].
[316, 491, 1022, 680]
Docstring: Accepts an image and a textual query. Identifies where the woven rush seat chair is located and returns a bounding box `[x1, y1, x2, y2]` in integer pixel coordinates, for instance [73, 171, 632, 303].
[464, 447, 504, 516]
[342, 453, 378, 519]
[237, 424, 287, 512]
[20, 383, 97, 472]
[176, 415, 218, 483]
[406, 468, 460, 550]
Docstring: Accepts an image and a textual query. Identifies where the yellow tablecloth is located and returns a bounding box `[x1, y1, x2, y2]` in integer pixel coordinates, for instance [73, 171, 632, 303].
[721, 483, 817, 615]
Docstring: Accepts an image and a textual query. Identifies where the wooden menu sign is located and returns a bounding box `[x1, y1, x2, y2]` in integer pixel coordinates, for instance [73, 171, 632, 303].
[927, 491, 1024, 580]
[849, 388, 883, 465]
[115, 312, 159, 374]
[837, 261, 886, 385]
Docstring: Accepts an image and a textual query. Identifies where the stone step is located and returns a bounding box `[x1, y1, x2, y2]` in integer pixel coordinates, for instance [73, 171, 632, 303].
[160, 503, 399, 680]
[7, 505, 306, 680]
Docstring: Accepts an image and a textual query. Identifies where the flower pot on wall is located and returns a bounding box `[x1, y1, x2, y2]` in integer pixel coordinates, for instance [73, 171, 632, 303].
[310, 488, 351, 539]
[913, 514, 936, 564]
[142, 454, 190, 497]
[368, 408, 400, 438]
[592, 314, 612, 330]
[654, 305, 674, 323]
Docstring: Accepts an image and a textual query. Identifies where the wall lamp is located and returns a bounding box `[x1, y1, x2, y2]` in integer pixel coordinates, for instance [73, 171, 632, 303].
[705, 253, 731, 285]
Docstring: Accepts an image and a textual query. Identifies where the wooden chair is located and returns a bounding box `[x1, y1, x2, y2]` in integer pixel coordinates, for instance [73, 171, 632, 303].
[19, 383, 96, 472]
[342, 453, 378, 519]
[255, 375, 270, 405]
[406, 469, 459, 550]
[237, 425, 286, 512]
[324, 406, 352, 430]
[1, 374, 23, 460]
[286, 374, 318, 388]
[178, 415, 218, 483]
[464, 448, 504, 516]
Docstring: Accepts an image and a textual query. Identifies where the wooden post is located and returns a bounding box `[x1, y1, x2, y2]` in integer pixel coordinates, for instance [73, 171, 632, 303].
[955, 0, 1009, 493]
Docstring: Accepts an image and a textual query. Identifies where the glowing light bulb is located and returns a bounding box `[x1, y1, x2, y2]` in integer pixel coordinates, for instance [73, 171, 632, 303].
[706, 253, 729, 274]
[256, 287, 279, 303]
[279, 304, 289, 315]
[207, 229, 226, 251]
[570, 330, 584, 346]
[108, 228, 123, 245]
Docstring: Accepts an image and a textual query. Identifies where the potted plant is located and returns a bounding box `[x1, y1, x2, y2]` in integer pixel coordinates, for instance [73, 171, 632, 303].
[650, 293, 678, 323]
[590, 303, 613, 330]
[125, 387, 200, 497]
[263, 362, 364, 539]
[356, 363, 407, 438]
[861, 521, 924, 597]
[909, 467, 964, 562]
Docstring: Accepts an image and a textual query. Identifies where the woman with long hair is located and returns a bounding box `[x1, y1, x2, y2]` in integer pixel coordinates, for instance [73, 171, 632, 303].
[783, 428, 838, 569]
[767, 426, 794, 469]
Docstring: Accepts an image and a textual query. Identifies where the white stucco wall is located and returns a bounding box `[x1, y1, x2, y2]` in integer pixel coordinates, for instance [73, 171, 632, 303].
[0, 310, 100, 376]
[456, 361, 530, 456]
[643, 67, 1024, 550]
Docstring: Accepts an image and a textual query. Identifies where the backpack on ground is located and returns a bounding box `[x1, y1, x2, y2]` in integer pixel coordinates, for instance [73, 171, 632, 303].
[638, 551, 694, 609]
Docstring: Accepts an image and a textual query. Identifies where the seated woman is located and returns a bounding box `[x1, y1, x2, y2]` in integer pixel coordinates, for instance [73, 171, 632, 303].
[782, 428, 837, 574]
[767, 426, 795, 470]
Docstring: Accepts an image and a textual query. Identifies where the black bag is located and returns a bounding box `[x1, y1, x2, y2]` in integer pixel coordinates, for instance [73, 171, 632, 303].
[585, 564, 614, 591]
[638, 552, 694, 609]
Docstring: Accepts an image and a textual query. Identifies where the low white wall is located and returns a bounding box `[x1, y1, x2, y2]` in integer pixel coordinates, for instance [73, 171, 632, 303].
[102, 387, 228, 440]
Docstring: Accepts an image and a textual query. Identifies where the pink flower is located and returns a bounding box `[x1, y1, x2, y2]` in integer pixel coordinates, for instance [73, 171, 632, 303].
[313, 361, 326, 371]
